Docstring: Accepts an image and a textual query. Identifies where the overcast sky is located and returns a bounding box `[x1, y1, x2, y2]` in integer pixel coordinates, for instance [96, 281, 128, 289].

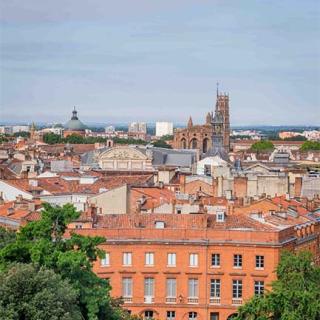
[0, 0, 319, 125]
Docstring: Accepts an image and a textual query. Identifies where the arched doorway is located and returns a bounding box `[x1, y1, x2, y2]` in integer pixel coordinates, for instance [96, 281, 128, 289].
[181, 138, 187, 149]
[190, 138, 198, 149]
[227, 313, 238, 320]
[202, 138, 210, 153]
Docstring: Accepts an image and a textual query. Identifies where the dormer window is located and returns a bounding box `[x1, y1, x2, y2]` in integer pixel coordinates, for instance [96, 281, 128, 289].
[155, 221, 165, 229]
[216, 211, 225, 222]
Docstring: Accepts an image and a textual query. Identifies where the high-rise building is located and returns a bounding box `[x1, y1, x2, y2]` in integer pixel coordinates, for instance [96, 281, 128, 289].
[156, 122, 173, 137]
[128, 122, 147, 134]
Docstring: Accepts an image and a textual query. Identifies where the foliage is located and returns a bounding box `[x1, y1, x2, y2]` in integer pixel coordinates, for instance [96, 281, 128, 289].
[0, 203, 131, 320]
[113, 137, 147, 145]
[0, 263, 81, 320]
[152, 139, 172, 149]
[283, 135, 307, 141]
[250, 140, 274, 153]
[43, 132, 63, 144]
[13, 131, 30, 138]
[159, 134, 174, 141]
[300, 141, 320, 151]
[235, 251, 320, 320]
[0, 227, 16, 250]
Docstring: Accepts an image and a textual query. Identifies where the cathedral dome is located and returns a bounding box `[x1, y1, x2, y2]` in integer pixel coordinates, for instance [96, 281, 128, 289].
[64, 108, 87, 131]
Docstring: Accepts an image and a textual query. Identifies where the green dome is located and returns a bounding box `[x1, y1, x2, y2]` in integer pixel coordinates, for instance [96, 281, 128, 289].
[64, 108, 87, 131]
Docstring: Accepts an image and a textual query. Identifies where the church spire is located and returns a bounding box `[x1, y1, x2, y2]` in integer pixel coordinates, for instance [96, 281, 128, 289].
[216, 82, 219, 98]
[187, 116, 193, 128]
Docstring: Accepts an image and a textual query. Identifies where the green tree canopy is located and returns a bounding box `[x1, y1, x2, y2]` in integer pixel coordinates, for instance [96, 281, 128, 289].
[300, 141, 320, 151]
[43, 132, 63, 144]
[250, 140, 274, 153]
[0, 203, 133, 320]
[0, 263, 81, 320]
[235, 250, 320, 320]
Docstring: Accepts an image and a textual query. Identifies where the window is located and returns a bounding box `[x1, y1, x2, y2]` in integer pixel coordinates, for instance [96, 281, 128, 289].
[254, 281, 264, 295]
[123, 252, 132, 266]
[210, 279, 221, 298]
[122, 278, 132, 297]
[216, 211, 225, 222]
[167, 311, 176, 320]
[144, 278, 154, 297]
[211, 253, 220, 267]
[155, 221, 165, 229]
[101, 253, 110, 266]
[189, 312, 197, 320]
[210, 313, 219, 320]
[167, 253, 176, 267]
[233, 254, 242, 268]
[188, 278, 199, 298]
[255, 255, 264, 269]
[189, 253, 198, 267]
[166, 278, 176, 298]
[144, 310, 154, 320]
[232, 280, 243, 298]
[145, 252, 154, 266]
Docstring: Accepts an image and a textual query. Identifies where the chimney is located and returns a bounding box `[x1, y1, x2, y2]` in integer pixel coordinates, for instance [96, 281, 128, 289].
[294, 177, 303, 198]
[0, 192, 4, 205]
[7, 207, 14, 216]
[28, 202, 36, 211]
[16, 194, 23, 202]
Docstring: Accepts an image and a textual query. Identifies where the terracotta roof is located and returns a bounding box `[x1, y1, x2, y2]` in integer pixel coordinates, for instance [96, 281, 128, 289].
[4, 174, 154, 196]
[271, 195, 309, 215]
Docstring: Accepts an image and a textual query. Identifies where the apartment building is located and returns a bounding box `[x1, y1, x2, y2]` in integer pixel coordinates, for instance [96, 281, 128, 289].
[72, 211, 319, 320]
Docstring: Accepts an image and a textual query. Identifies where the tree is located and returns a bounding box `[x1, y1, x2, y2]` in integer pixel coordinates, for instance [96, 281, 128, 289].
[152, 139, 172, 149]
[0, 203, 129, 320]
[300, 141, 320, 151]
[13, 131, 30, 138]
[235, 251, 320, 320]
[0, 263, 81, 320]
[43, 132, 62, 144]
[250, 140, 274, 153]
[0, 227, 16, 250]
[64, 134, 85, 144]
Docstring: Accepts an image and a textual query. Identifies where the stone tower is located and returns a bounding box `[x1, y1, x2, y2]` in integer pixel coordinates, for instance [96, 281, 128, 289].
[215, 93, 230, 152]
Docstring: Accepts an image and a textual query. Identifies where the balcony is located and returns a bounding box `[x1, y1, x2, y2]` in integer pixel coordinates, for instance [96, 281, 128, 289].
[232, 298, 243, 305]
[187, 297, 199, 304]
[165, 297, 176, 304]
[209, 297, 221, 305]
[123, 297, 132, 303]
[144, 296, 154, 304]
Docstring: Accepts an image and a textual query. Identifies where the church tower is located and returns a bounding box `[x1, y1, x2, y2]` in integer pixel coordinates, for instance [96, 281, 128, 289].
[216, 91, 230, 151]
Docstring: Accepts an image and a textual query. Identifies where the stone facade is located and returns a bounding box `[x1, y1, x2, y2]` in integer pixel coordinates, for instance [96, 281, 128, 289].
[173, 94, 230, 154]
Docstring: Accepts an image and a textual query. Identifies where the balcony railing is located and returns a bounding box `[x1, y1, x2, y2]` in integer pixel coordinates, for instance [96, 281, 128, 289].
[187, 297, 199, 304]
[123, 297, 132, 303]
[165, 297, 176, 303]
[209, 297, 221, 304]
[144, 296, 154, 304]
[232, 298, 243, 305]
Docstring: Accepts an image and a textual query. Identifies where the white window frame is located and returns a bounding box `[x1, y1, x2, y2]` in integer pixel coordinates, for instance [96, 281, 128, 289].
[122, 277, 133, 297]
[232, 280, 243, 298]
[123, 252, 132, 266]
[145, 252, 154, 266]
[254, 280, 264, 295]
[210, 279, 221, 298]
[211, 253, 220, 267]
[101, 252, 110, 266]
[188, 278, 199, 298]
[233, 254, 242, 268]
[167, 253, 176, 267]
[255, 255, 264, 269]
[144, 277, 154, 298]
[166, 278, 177, 298]
[189, 253, 199, 267]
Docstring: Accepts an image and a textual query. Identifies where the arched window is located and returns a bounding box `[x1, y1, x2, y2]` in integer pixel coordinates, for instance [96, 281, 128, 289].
[181, 138, 187, 149]
[190, 138, 198, 149]
[203, 138, 210, 153]
[189, 312, 197, 320]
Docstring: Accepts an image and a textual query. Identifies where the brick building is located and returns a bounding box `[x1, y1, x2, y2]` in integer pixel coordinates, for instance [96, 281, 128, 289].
[71, 210, 320, 320]
[173, 93, 230, 154]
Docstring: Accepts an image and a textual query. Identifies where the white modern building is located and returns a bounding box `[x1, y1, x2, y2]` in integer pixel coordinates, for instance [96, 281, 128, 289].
[156, 122, 173, 137]
[128, 122, 147, 133]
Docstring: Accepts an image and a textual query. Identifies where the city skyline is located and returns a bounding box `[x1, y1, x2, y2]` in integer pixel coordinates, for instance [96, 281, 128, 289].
[1, 0, 320, 125]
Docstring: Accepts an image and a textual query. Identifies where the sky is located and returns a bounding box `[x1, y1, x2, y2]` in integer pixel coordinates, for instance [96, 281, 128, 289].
[0, 0, 319, 126]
